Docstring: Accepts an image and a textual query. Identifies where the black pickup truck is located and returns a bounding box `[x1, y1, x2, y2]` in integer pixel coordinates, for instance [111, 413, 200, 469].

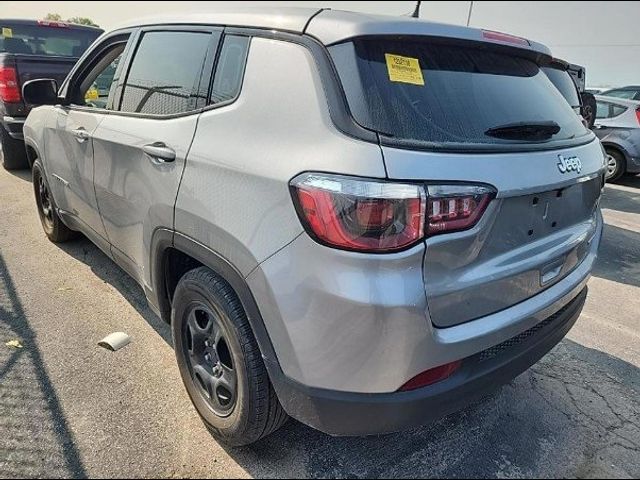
[1, 19, 102, 169]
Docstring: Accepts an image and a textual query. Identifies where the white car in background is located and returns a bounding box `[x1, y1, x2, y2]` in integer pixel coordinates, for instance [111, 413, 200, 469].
[594, 95, 640, 181]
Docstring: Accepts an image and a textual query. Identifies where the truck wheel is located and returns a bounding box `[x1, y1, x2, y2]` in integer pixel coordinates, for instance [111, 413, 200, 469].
[605, 149, 625, 182]
[172, 267, 288, 446]
[1, 125, 29, 170]
[32, 161, 78, 242]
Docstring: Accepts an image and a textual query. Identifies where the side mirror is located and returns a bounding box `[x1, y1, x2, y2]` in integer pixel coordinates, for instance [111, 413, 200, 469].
[22, 79, 60, 106]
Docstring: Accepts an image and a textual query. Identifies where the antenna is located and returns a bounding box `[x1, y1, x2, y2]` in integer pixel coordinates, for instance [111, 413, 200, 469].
[411, 1, 422, 18]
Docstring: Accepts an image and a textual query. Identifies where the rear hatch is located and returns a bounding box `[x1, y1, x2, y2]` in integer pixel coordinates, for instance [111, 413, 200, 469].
[329, 35, 604, 328]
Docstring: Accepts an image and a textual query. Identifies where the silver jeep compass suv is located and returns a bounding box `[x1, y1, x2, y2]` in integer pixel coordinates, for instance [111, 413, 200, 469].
[22, 7, 605, 446]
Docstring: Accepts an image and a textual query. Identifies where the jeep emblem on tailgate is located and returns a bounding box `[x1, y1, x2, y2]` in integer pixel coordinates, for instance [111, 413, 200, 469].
[557, 155, 582, 174]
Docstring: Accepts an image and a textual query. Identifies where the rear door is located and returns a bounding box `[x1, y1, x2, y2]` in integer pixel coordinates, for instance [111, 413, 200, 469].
[330, 37, 604, 328]
[92, 27, 219, 283]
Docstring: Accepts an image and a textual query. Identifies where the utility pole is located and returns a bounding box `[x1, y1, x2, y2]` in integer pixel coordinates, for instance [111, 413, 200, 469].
[466, 1, 475, 26]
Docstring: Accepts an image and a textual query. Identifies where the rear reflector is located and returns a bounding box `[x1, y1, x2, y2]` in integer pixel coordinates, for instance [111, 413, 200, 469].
[399, 360, 462, 392]
[0, 67, 21, 103]
[482, 30, 530, 46]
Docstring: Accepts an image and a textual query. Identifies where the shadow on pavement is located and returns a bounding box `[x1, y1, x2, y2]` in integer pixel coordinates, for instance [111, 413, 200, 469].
[593, 223, 640, 288]
[224, 340, 640, 478]
[602, 183, 640, 216]
[4, 168, 32, 183]
[615, 174, 640, 189]
[0, 250, 86, 478]
[56, 237, 173, 346]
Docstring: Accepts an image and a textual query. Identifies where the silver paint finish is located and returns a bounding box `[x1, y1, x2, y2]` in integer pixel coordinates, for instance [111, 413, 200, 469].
[23, 10, 605, 398]
[247, 212, 602, 393]
[306, 9, 552, 55]
[113, 7, 321, 34]
[45, 108, 109, 238]
[174, 38, 385, 277]
[93, 114, 197, 287]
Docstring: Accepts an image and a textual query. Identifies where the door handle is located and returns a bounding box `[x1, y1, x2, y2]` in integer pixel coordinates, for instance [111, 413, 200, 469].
[142, 143, 176, 163]
[72, 127, 91, 143]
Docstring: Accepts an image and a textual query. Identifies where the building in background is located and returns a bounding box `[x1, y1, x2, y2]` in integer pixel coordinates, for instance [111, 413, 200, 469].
[3, 1, 638, 87]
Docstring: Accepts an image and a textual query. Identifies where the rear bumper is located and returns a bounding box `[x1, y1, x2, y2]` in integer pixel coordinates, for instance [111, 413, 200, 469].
[1, 116, 25, 140]
[270, 287, 587, 436]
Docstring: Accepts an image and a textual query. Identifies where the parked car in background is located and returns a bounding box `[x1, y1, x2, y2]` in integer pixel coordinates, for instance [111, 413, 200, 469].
[600, 86, 640, 101]
[594, 95, 640, 181]
[0, 19, 102, 170]
[23, 8, 604, 446]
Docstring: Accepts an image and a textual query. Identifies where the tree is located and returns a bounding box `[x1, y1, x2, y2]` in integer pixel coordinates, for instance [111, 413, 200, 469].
[44, 13, 99, 28]
[67, 17, 100, 27]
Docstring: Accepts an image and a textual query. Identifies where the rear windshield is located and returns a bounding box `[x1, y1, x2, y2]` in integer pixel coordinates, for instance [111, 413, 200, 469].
[542, 66, 581, 108]
[0, 23, 100, 57]
[329, 38, 589, 150]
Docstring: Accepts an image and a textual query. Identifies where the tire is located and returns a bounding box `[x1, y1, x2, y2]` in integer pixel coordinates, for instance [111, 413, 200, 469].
[581, 92, 597, 129]
[1, 125, 29, 170]
[172, 267, 288, 446]
[32, 161, 78, 243]
[604, 148, 625, 182]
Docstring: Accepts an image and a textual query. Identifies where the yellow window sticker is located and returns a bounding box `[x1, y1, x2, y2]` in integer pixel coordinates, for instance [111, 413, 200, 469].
[85, 85, 99, 101]
[2, 27, 12, 38]
[385, 53, 424, 86]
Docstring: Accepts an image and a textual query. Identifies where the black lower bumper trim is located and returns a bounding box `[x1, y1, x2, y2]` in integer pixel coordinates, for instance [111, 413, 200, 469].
[2, 118, 25, 140]
[269, 287, 587, 436]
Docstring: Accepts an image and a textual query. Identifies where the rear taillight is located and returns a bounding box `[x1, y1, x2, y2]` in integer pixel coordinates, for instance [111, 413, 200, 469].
[290, 174, 495, 252]
[399, 360, 462, 392]
[636, 107, 640, 126]
[290, 173, 426, 252]
[426, 185, 495, 236]
[0, 66, 21, 103]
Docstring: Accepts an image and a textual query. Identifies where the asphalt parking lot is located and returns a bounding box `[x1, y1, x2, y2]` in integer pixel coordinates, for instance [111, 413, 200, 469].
[0, 165, 638, 479]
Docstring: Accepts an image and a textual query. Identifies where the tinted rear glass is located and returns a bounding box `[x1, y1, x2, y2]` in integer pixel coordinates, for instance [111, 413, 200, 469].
[330, 38, 589, 149]
[0, 23, 100, 57]
[542, 66, 581, 108]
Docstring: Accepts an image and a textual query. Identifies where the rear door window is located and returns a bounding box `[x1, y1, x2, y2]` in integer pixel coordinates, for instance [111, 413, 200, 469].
[330, 38, 590, 150]
[596, 101, 627, 119]
[119, 30, 215, 115]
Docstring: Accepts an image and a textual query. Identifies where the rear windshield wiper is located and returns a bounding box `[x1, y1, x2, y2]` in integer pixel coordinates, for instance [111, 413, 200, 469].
[485, 121, 561, 140]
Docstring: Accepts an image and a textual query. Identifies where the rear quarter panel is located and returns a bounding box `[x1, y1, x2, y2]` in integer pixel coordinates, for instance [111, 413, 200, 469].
[174, 37, 386, 276]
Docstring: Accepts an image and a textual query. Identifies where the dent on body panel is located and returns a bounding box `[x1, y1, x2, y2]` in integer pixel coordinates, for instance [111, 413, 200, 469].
[247, 234, 430, 393]
[175, 37, 385, 276]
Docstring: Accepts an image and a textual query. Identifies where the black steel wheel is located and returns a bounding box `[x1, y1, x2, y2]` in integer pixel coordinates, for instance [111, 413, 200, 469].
[183, 303, 237, 417]
[32, 161, 78, 243]
[172, 267, 288, 446]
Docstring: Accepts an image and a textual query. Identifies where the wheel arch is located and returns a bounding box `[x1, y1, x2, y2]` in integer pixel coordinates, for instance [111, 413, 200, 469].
[149, 229, 282, 370]
[23, 139, 40, 169]
[601, 141, 630, 170]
